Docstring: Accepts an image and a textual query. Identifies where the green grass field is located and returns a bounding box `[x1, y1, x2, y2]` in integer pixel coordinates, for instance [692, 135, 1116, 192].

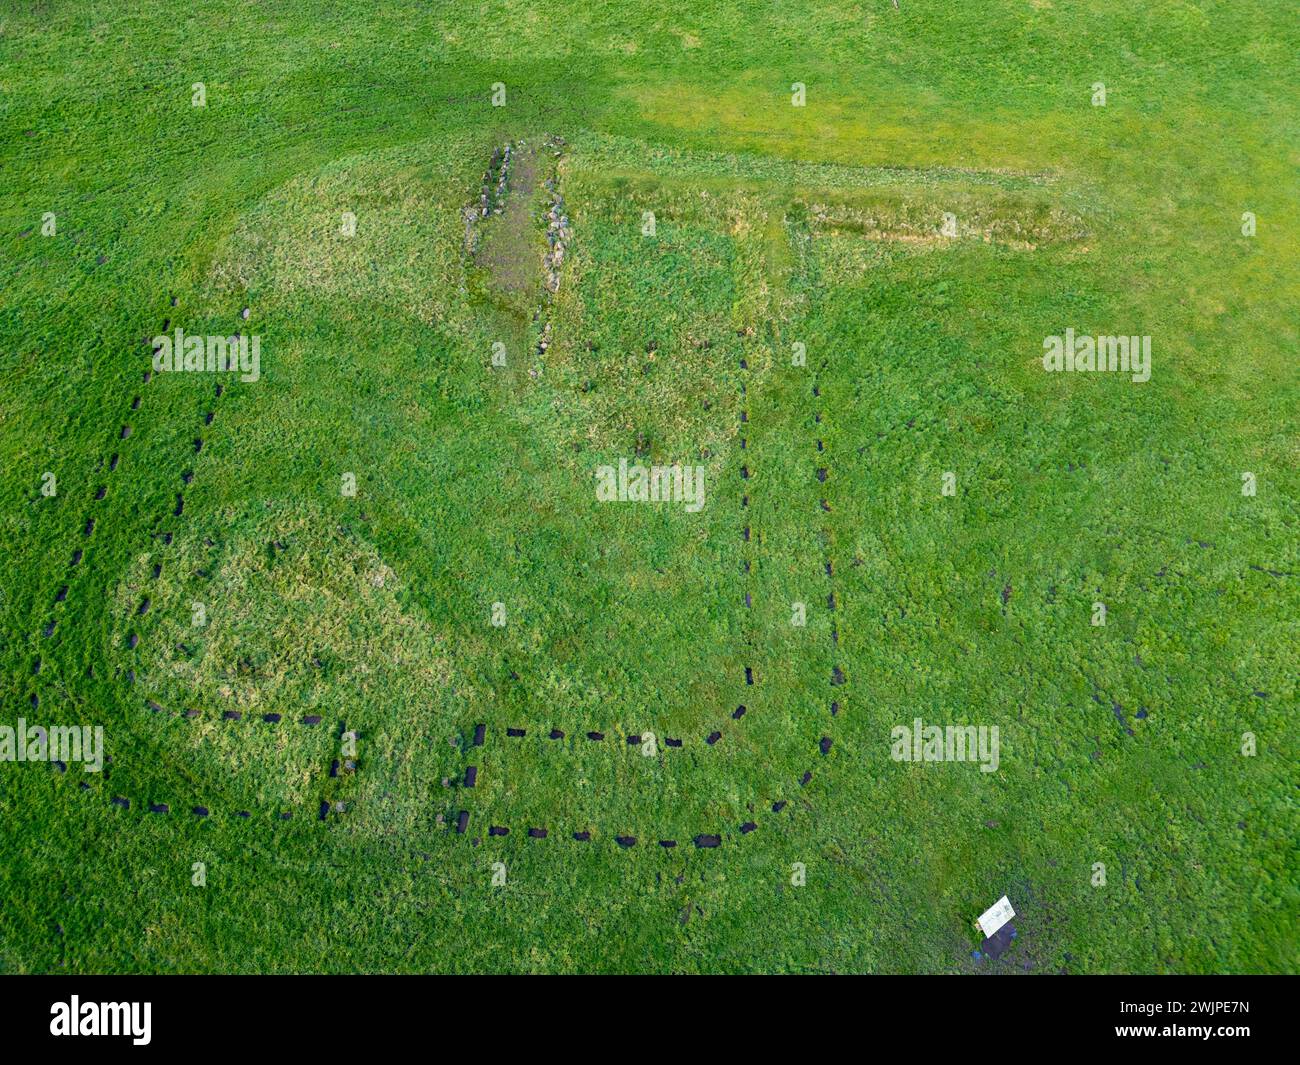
[1, 0, 1296, 973]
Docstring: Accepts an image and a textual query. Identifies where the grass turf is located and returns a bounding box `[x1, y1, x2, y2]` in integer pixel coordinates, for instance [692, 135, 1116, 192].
[0, 0, 1296, 973]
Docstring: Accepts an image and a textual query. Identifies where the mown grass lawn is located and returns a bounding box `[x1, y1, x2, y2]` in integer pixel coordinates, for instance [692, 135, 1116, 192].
[0, 1, 1295, 973]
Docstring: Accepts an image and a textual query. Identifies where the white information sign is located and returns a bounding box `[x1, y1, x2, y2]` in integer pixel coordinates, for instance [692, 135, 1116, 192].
[977, 895, 1015, 938]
